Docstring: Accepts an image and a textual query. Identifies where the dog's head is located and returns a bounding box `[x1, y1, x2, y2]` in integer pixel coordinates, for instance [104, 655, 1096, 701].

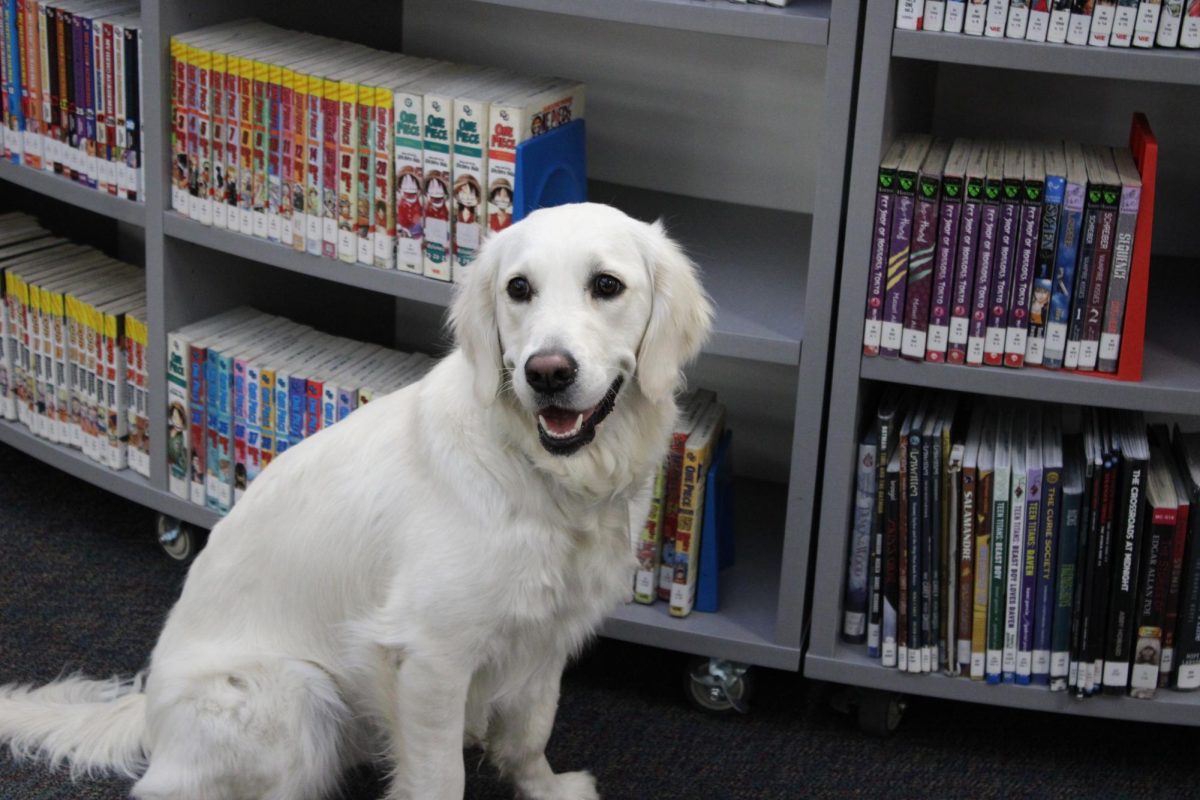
[450, 203, 713, 460]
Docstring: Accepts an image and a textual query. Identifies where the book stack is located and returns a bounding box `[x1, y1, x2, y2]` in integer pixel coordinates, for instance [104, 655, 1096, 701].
[0, 211, 148, 474]
[862, 134, 1150, 375]
[897, 1, 1200, 49]
[842, 388, 1200, 699]
[632, 388, 728, 618]
[166, 309, 433, 516]
[0, 1, 144, 199]
[169, 20, 584, 282]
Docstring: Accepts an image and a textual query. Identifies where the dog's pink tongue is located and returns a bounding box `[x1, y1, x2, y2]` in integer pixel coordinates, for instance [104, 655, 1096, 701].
[539, 407, 580, 436]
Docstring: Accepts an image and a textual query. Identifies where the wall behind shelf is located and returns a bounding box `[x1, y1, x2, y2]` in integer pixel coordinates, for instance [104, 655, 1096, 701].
[401, 0, 826, 214]
[931, 63, 1200, 259]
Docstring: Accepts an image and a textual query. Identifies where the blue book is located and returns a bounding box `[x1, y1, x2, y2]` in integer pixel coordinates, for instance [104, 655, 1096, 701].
[1032, 409, 1064, 686]
[695, 431, 733, 614]
[1043, 141, 1087, 369]
[1025, 142, 1066, 365]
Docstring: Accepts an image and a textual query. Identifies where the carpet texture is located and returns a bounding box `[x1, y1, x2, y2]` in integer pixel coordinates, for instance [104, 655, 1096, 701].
[0, 442, 1197, 799]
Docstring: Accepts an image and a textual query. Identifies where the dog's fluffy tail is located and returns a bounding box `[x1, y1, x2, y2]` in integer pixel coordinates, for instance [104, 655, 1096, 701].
[0, 673, 147, 779]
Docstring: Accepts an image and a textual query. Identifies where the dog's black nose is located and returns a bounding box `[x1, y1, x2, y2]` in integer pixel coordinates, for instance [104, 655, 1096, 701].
[525, 350, 577, 394]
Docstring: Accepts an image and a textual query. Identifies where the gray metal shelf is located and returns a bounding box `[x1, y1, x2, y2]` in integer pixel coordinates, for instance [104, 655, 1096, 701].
[893, 28, 1200, 87]
[806, 0, 1200, 726]
[468, 0, 831, 45]
[0, 159, 146, 227]
[0, 419, 219, 531]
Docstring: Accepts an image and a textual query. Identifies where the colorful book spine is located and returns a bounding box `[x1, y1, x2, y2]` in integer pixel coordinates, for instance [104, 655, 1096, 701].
[278, 64, 296, 249]
[928, 141, 967, 362]
[844, 432, 877, 643]
[670, 402, 725, 618]
[394, 85, 424, 273]
[1003, 416, 1027, 683]
[354, 75, 375, 266]
[1044, 146, 1086, 369]
[1050, 444, 1082, 691]
[948, 143, 985, 365]
[1004, 145, 1042, 369]
[901, 140, 950, 361]
[1077, 149, 1119, 372]
[1032, 423, 1061, 686]
[373, 85, 395, 268]
[1017, 412, 1042, 685]
[882, 137, 930, 359]
[1025, 143, 1063, 367]
[967, 145, 1002, 366]
[1098, 148, 1141, 374]
[986, 413, 1011, 683]
[984, 144, 1021, 368]
[882, 447, 902, 668]
[863, 138, 906, 358]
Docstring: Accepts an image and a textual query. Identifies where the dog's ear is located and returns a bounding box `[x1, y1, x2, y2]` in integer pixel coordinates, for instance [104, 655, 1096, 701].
[635, 220, 714, 404]
[450, 241, 502, 406]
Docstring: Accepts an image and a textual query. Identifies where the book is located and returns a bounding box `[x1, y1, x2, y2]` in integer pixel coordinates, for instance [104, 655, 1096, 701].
[1027, 0, 1053, 39]
[657, 389, 716, 601]
[1129, 439, 1177, 699]
[986, 0, 1012, 36]
[863, 137, 909, 358]
[966, 0, 989, 33]
[881, 135, 932, 360]
[1025, 141, 1063, 367]
[1007, 0, 1031, 37]
[1160, 427, 1192, 688]
[947, 141, 986, 365]
[670, 400, 726, 618]
[986, 407, 1012, 683]
[1133, 1, 1164, 46]
[1157, 0, 1185, 46]
[1077, 146, 1120, 373]
[1067, 0, 1095, 44]
[1098, 147, 1141, 374]
[897, 0, 927, 29]
[957, 406, 984, 674]
[883, 441, 904, 668]
[928, 0, 948, 30]
[1101, 413, 1148, 695]
[1087, 0, 1118, 43]
[945, 0, 968, 32]
[1182, 0, 1200, 47]
[1032, 407, 1063, 685]
[844, 428, 878, 643]
[1004, 142, 1043, 369]
[1171, 428, 1200, 690]
[1015, 407, 1042, 684]
[1050, 435, 1084, 691]
[967, 142, 1003, 367]
[633, 461, 667, 605]
[871, 388, 905, 659]
[1110, 0, 1140, 44]
[927, 139, 970, 363]
[902, 138, 951, 361]
[983, 141, 1022, 368]
[1002, 409, 1028, 683]
[1043, 141, 1086, 369]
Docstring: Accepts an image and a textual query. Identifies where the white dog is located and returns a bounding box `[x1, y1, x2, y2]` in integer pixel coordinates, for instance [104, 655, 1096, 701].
[0, 203, 713, 800]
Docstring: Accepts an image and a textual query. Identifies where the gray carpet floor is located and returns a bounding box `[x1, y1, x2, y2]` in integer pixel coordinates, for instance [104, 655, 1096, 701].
[1, 441, 1198, 799]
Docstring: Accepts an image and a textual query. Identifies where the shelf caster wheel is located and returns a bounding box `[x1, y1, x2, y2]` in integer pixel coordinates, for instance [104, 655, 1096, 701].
[156, 514, 205, 563]
[684, 657, 754, 715]
[856, 690, 907, 737]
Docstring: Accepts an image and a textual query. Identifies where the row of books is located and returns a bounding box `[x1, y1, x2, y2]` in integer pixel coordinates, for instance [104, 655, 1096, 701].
[0, 0, 144, 199]
[863, 135, 1144, 373]
[169, 20, 584, 282]
[898, 1, 1200, 49]
[633, 388, 728, 618]
[166, 309, 432, 516]
[0, 212, 148, 474]
[842, 388, 1200, 698]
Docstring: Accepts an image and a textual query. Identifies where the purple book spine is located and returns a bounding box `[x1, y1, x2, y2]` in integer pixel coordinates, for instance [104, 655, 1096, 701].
[1017, 461, 1043, 685]
[901, 189, 940, 361]
[985, 189, 1020, 366]
[927, 180, 963, 362]
[863, 188, 894, 356]
[967, 199, 999, 365]
[1079, 203, 1118, 371]
[1005, 195, 1043, 368]
[948, 185, 982, 364]
[881, 192, 915, 359]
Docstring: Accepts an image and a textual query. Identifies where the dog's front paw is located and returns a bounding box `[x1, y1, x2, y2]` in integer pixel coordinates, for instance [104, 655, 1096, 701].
[517, 770, 599, 800]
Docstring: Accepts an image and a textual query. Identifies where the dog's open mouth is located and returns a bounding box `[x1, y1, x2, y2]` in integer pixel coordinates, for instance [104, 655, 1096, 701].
[536, 376, 624, 456]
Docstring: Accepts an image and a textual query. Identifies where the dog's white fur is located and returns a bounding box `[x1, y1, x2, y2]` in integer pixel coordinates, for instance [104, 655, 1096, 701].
[0, 203, 713, 800]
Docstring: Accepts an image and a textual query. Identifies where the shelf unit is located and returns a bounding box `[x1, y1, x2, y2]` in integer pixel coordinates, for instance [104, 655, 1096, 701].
[805, 4, 1200, 725]
[0, 0, 864, 673]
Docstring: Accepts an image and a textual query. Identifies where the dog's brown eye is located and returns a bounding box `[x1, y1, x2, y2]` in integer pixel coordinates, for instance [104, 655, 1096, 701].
[591, 274, 624, 299]
[507, 276, 532, 301]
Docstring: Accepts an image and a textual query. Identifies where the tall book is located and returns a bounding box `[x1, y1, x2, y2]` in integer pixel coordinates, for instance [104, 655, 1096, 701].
[927, 139, 970, 363]
[1170, 428, 1200, 690]
[882, 442, 904, 668]
[1032, 407, 1063, 686]
[1129, 440, 1177, 699]
[957, 407, 984, 675]
[902, 138, 951, 361]
[863, 137, 909, 358]
[1025, 141, 1064, 367]
[898, 399, 929, 672]
[1002, 410, 1028, 683]
[1062, 147, 1104, 371]
[967, 142, 1003, 367]
[1043, 141, 1087, 369]
[1098, 147, 1142, 374]
[869, 388, 905, 657]
[1016, 407, 1043, 685]
[881, 135, 932, 359]
[986, 407, 1013, 684]
[669, 400, 726, 618]
[944, 438, 964, 674]
[1004, 142, 1043, 369]
[657, 389, 716, 601]
[1050, 435, 1084, 691]
[1077, 146, 1120, 372]
[1160, 427, 1192, 688]
[947, 141, 986, 365]
[843, 427, 878, 644]
[1102, 412, 1148, 695]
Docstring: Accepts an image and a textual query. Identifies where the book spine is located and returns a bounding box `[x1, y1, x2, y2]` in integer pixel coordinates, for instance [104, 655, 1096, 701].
[921, 430, 937, 672]
[334, 78, 357, 261]
[927, 171, 962, 362]
[196, 44, 213, 224]
[1051, 485, 1081, 690]
[421, 93, 452, 280]
[882, 461, 901, 668]
[957, 459, 976, 673]
[1044, 178, 1083, 368]
[658, 430, 690, 601]
[869, 411, 894, 657]
[290, 70, 306, 249]
[266, 61, 283, 243]
[22, 0, 42, 169]
[238, 56, 255, 235]
[986, 467, 1009, 683]
[966, 189, 999, 366]
[906, 427, 922, 673]
[1161, 500, 1191, 686]
[222, 52, 239, 230]
[1005, 175, 1042, 368]
[395, 89, 424, 273]
[882, 178, 917, 359]
[1129, 505, 1173, 698]
[863, 161, 897, 357]
[1133, 1, 1163, 46]
[985, 178, 1020, 367]
[1063, 186, 1100, 371]
[373, 87, 395, 268]
[1102, 458, 1145, 694]
[1088, 0, 1117, 45]
[670, 420, 720, 618]
[279, 67, 295, 248]
[1026, 1, 1050, 39]
[965, 0, 988, 33]
[926, 1, 946, 32]
[898, 432, 911, 670]
[1078, 187, 1118, 371]
[1098, 179, 1140, 373]
[354, 79, 374, 266]
[1003, 465, 1027, 682]
[1067, 0, 1094, 44]
[1174, 490, 1200, 689]
[124, 24, 140, 201]
[947, 177, 981, 364]
[843, 439, 876, 643]
[1006, 0, 1030, 38]
[634, 462, 667, 604]
[305, 71, 324, 254]
[1015, 463, 1042, 684]
[321, 76, 340, 257]
[1110, 0, 1139, 46]
[985, 0, 1010, 36]
[1032, 463, 1060, 685]
[901, 178, 940, 360]
[187, 342, 208, 505]
[1182, 0, 1200, 46]
[1026, 171, 1063, 366]
[451, 95, 487, 279]
[945, 0, 966, 32]
[896, 0, 926, 29]
[1157, 0, 1184, 47]
[251, 57, 270, 238]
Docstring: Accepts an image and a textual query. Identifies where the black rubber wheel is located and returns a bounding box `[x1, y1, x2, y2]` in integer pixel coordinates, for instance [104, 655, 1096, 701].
[684, 656, 755, 715]
[156, 515, 205, 563]
[856, 690, 906, 737]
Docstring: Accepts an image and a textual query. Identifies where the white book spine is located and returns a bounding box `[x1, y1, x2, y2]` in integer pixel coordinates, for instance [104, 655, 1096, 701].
[1067, 9, 1093, 43]
[1026, 6, 1050, 40]
[422, 93, 454, 281]
[926, 1, 947, 31]
[1110, 2, 1138, 45]
[965, 1, 989, 34]
[1133, 2, 1163, 46]
[1182, 2, 1200, 47]
[896, 0, 926, 29]
[1006, 2, 1030, 38]
[395, 89, 425, 274]
[985, 0, 1011, 36]
[945, 0, 967, 32]
[1088, 2, 1117, 44]
[1158, 1, 1184, 47]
